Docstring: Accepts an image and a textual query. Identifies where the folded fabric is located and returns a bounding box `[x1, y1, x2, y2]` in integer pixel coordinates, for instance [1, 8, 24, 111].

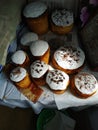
[0, 72, 46, 114]
[43, 110, 76, 130]
[0, 0, 25, 68]
[0, 72, 7, 99]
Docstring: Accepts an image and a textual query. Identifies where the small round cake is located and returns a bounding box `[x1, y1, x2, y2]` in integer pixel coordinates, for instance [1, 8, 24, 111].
[11, 50, 30, 67]
[70, 72, 98, 98]
[10, 66, 32, 88]
[52, 46, 85, 74]
[23, 1, 49, 34]
[30, 40, 50, 64]
[20, 32, 38, 50]
[46, 69, 69, 94]
[30, 60, 49, 86]
[50, 9, 74, 35]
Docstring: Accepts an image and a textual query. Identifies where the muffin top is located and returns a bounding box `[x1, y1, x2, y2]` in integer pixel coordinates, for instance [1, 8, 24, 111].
[23, 1, 47, 18]
[11, 50, 26, 65]
[20, 32, 38, 46]
[30, 40, 49, 56]
[46, 69, 69, 90]
[10, 67, 27, 82]
[51, 9, 73, 27]
[54, 46, 85, 70]
[30, 60, 49, 78]
[74, 72, 98, 94]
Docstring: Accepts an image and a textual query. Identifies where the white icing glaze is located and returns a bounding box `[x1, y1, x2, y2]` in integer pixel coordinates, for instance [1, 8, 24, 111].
[20, 32, 38, 46]
[54, 46, 85, 70]
[46, 69, 69, 90]
[10, 67, 26, 82]
[30, 40, 49, 56]
[23, 1, 47, 18]
[30, 60, 49, 78]
[11, 50, 26, 65]
[75, 72, 98, 94]
[51, 9, 73, 27]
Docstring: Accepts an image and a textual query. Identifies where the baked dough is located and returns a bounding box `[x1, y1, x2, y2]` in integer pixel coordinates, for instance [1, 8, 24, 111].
[70, 72, 98, 98]
[52, 46, 85, 74]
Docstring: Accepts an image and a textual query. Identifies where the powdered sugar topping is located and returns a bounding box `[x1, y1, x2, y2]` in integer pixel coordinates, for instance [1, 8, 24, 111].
[10, 67, 26, 82]
[20, 32, 38, 46]
[51, 9, 73, 27]
[11, 50, 26, 65]
[46, 69, 69, 90]
[75, 73, 98, 94]
[30, 60, 49, 78]
[23, 1, 47, 18]
[54, 46, 85, 70]
[30, 40, 49, 56]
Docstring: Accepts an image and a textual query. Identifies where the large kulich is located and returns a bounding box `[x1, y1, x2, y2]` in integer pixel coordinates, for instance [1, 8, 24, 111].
[50, 9, 74, 35]
[70, 72, 98, 98]
[52, 46, 85, 74]
[23, 1, 49, 35]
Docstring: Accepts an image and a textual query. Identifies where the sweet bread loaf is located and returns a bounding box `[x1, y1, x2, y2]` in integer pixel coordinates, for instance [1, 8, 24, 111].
[11, 50, 30, 68]
[70, 72, 98, 98]
[30, 40, 50, 64]
[46, 69, 69, 94]
[50, 9, 74, 35]
[30, 60, 49, 86]
[23, 1, 49, 34]
[20, 32, 38, 51]
[10, 66, 32, 88]
[52, 46, 85, 74]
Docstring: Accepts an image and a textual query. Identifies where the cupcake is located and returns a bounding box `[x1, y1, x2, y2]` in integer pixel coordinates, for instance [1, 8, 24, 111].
[30, 60, 49, 86]
[52, 46, 85, 74]
[20, 32, 38, 51]
[10, 66, 32, 88]
[11, 50, 30, 68]
[30, 40, 50, 64]
[46, 69, 69, 94]
[70, 72, 98, 98]
[50, 9, 74, 35]
[23, 1, 49, 34]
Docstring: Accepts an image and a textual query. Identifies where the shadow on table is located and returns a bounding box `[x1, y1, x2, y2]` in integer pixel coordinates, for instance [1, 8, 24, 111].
[0, 105, 38, 130]
[67, 106, 98, 130]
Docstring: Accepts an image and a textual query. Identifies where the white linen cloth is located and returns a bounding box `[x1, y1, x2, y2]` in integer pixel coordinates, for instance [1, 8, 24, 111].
[54, 65, 98, 110]
[0, 26, 98, 114]
[0, 69, 98, 114]
[0, 72, 52, 114]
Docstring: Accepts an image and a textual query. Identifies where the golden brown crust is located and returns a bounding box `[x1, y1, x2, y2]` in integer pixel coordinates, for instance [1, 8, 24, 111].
[52, 89, 66, 94]
[70, 76, 96, 98]
[32, 77, 46, 86]
[32, 47, 50, 64]
[22, 54, 30, 67]
[52, 56, 85, 74]
[48, 80, 69, 94]
[50, 19, 73, 35]
[15, 74, 32, 88]
[25, 10, 49, 35]
[40, 47, 50, 64]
